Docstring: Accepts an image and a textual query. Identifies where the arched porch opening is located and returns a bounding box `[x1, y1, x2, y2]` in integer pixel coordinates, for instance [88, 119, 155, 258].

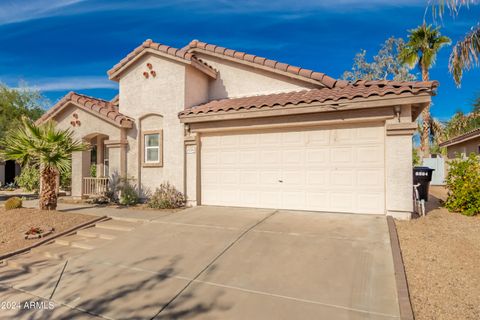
[72, 133, 111, 198]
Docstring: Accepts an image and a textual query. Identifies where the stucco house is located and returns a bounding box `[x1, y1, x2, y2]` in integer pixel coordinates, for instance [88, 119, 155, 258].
[38, 39, 438, 219]
[439, 127, 480, 158]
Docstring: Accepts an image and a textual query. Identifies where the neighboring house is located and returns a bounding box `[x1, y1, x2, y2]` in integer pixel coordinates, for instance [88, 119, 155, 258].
[37, 39, 437, 219]
[439, 128, 480, 158]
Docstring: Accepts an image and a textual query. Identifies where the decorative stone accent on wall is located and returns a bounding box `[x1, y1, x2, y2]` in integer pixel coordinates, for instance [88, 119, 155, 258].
[143, 63, 156, 79]
[70, 112, 81, 127]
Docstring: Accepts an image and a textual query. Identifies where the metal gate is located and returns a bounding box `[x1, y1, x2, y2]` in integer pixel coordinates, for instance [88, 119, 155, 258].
[422, 157, 446, 185]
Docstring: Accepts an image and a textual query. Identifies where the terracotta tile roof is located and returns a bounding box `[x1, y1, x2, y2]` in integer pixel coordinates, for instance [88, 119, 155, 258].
[107, 39, 217, 80]
[37, 92, 133, 128]
[439, 127, 480, 147]
[179, 80, 439, 118]
[184, 39, 348, 89]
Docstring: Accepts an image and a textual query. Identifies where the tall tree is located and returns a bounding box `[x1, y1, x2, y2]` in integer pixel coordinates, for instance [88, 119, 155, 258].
[430, 0, 479, 85]
[0, 118, 87, 210]
[399, 24, 451, 156]
[0, 83, 46, 141]
[343, 37, 417, 81]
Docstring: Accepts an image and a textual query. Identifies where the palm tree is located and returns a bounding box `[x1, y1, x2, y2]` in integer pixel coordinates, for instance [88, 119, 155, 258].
[0, 117, 87, 210]
[431, 1, 479, 85]
[399, 24, 451, 157]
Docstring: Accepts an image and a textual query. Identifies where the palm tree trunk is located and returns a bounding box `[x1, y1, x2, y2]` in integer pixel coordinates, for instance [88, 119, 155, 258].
[39, 166, 58, 210]
[421, 67, 430, 158]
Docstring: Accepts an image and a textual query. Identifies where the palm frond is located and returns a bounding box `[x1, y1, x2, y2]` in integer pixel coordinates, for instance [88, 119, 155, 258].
[449, 24, 480, 86]
[0, 118, 88, 174]
[430, 0, 477, 18]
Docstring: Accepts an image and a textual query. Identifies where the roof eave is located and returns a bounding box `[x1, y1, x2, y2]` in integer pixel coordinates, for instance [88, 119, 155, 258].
[108, 48, 217, 82]
[179, 93, 432, 124]
[439, 129, 480, 147]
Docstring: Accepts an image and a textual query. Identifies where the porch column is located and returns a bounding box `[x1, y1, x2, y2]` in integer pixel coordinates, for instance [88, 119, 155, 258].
[104, 138, 128, 179]
[71, 149, 91, 198]
[385, 105, 416, 220]
[96, 136, 104, 177]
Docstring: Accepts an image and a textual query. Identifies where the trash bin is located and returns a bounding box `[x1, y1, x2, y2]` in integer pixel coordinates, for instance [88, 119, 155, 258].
[413, 167, 435, 201]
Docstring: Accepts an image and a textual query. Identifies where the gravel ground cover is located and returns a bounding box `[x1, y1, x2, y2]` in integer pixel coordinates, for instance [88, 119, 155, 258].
[0, 208, 95, 255]
[396, 187, 480, 320]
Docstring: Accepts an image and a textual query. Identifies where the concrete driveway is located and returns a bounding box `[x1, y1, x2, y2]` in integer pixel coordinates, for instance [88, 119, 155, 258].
[0, 206, 400, 319]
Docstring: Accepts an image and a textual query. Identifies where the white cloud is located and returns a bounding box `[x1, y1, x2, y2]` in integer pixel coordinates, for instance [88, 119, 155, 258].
[6, 76, 117, 92]
[0, 0, 427, 26]
[0, 0, 87, 25]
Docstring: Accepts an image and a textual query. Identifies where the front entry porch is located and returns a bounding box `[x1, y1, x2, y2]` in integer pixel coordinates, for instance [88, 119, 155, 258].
[71, 133, 127, 198]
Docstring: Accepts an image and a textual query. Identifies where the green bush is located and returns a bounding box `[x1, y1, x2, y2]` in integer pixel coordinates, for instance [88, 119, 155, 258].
[60, 162, 72, 190]
[148, 182, 185, 209]
[412, 148, 421, 166]
[90, 164, 96, 177]
[118, 176, 139, 206]
[4, 197, 22, 210]
[445, 153, 480, 216]
[15, 165, 40, 192]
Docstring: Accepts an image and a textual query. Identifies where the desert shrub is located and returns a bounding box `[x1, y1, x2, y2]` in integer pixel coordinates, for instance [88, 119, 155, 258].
[148, 182, 185, 209]
[445, 153, 480, 216]
[15, 165, 40, 192]
[89, 195, 110, 205]
[5, 197, 22, 210]
[118, 176, 139, 206]
[60, 162, 71, 190]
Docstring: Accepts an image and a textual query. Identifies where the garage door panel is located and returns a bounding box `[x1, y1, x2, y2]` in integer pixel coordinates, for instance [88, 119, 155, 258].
[332, 127, 355, 144]
[331, 192, 354, 211]
[306, 192, 330, 209]
[260, 171, 281, 185]
[282, 191, 306, 210]
[260, 150, 281, 164]
[282, 170, 306, 185]
[357, 169, 383, 186]
[259, 132, 281, 145]
[240, 171, 259, 185]
[356, 126, 383, 142]
[306, 130, 329, 145]
[202, 150, 218, 165]
[283, 149, 304, 164]
[330, 147, 354, 163]
[356, 193, 384, 212]
[306, 149, 329, 163]
[260, 191, 282, 207]
[330, 170, 354, 187]
[201, 124, 385, 214]
[220, 151, 237, 165]
[306, 170, 329, 186]
[357, 146, 383, 163]
[239, 190, 259, 206]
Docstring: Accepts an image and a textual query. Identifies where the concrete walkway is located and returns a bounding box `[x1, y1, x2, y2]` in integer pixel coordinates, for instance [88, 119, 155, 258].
[0, 206, 400, 319]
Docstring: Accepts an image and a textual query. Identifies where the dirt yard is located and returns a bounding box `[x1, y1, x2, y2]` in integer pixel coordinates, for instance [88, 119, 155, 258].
[0, 208, 95, 255]
[396, 186, 480, 320]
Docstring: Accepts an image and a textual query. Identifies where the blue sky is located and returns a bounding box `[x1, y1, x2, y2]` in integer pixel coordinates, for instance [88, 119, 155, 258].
[0, 0, 479, 121]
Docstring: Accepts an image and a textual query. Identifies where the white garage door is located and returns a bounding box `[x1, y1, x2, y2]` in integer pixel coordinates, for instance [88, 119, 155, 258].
[201, 123, 385, 214]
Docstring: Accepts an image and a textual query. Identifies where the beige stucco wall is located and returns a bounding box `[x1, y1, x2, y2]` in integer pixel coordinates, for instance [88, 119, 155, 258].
[446, 137, 480, 158]
[119, 53, 194, 195]
[384, 105, 414, 219]
[192, 53, 318, 100]
[53, 104, 123, 197]
[54, 104, 121, 141]
[185, 65, 210, 109]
